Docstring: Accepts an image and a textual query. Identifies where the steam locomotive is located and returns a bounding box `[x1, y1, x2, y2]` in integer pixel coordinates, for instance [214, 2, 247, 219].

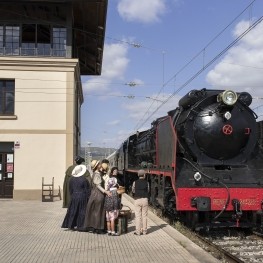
[109, 89, 263, 230]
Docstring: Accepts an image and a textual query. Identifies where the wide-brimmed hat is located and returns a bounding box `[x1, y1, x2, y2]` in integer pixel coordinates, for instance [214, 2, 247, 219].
[91, 160, 100, 170]
[72, 164, 86, 177]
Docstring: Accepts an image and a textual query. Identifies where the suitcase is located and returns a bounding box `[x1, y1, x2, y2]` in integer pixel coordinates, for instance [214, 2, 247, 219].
[115, 215, 128, 235]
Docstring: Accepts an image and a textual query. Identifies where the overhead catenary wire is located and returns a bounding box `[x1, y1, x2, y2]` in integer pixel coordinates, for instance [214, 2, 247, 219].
[133, 0, 258, 131]
[134, 12, 263, 132]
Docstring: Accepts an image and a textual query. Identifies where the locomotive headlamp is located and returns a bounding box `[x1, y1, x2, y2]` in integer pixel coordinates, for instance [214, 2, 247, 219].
[224, 111, 232, 120]
[193, 172, 202, 182]
[217, 90, 238, 106]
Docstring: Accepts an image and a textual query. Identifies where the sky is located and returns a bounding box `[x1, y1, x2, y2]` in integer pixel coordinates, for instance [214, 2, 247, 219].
[81, 0, 263, 150]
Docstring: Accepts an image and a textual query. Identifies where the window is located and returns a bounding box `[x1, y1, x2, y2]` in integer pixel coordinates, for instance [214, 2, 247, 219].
[21, 24, 52, 56]
[0, 24, 67, 57]
[53, 27, 66, 56]
[37, 25, 51, 56]
[0, 26, 4, 55]
[5, 26, 20, 55]
[0, 80, 15, 115]
[21, 24, 36, 56]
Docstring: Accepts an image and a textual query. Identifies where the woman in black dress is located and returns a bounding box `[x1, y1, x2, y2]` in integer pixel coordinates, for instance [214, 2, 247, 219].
[61, 164, 90, 231]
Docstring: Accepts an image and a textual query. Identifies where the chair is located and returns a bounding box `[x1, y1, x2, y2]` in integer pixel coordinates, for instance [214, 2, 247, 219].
[42, 177, 61, 202]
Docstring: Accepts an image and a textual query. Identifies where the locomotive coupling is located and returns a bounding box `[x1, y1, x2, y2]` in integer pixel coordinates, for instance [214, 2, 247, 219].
[217, 90, 238, 106]
[232, 199, 242, 222]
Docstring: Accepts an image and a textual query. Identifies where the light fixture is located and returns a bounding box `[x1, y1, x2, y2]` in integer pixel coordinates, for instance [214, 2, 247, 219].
[193, 172, 202, 182]
[224, 111, 232, 120]
[217, 90, 238, 106]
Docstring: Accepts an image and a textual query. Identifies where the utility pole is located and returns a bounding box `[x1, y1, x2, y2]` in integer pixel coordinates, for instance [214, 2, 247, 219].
[85, 142, 92, 171]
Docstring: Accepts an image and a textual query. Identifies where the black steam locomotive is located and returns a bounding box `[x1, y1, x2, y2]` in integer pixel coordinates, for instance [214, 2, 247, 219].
[109, 89, 263, 230]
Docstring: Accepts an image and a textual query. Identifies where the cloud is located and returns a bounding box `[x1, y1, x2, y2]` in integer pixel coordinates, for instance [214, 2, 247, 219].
[205, 19, 263, 120]
[102, 129, 133, 148]
[122, 92, 181, 131]
[117, 0, 167, 24]
[82, 42, 129, 94]
[206, 20, 263, 105]
[107, 120, 121, 126]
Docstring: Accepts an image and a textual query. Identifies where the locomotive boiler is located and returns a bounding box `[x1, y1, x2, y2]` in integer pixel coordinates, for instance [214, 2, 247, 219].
[110, 89, 263, 230]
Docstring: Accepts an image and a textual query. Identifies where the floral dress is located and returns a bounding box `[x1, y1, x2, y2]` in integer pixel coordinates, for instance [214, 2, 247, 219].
[104, 177, 121, 221]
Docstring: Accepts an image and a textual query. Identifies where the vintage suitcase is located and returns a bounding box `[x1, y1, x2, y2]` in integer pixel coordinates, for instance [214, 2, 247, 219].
[119, 205, 132, 219]
[115, 215, 128, 235]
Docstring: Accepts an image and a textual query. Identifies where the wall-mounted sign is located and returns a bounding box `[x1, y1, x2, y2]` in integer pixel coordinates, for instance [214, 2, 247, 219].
[14, 141, 20, 149]
[6, 163, 13, 173]
[7, 173, 13, 179]
[7, 154, 13, 163]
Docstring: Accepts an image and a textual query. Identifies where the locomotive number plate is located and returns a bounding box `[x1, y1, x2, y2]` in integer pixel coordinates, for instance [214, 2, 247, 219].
[213, 199, 258, 206]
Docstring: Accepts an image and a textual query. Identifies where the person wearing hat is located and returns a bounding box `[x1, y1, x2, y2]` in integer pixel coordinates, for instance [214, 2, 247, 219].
[61, 164, 91, 231]
[62, 156, 91, 208]
[83, 160, 111, 234]
[132, 169, 149, 235]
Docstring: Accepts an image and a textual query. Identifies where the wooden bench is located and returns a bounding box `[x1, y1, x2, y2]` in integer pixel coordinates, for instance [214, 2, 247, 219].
[42, 177, 61, 202]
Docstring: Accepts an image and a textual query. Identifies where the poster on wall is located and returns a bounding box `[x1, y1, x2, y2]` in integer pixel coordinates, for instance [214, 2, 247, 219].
[6, 163, 13, 173]
[0, 173, 2, 180]
[7, 154, 13, 163]
[7, 173, 13, 179]
[0, 164, 1, 170]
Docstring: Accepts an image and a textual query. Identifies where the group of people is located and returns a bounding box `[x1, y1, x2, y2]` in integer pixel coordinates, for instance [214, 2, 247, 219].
[61, 155, 150, 236]
[62, 157, 123, 235]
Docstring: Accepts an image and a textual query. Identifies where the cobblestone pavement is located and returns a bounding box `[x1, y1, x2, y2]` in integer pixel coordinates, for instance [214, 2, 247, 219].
[0, 195, 220, 263]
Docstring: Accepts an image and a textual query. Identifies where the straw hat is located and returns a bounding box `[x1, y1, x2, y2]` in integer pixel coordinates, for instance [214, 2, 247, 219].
[91, 160, 100, 170]
[71, 164, 86, 177]
[101, 163, 109, 171]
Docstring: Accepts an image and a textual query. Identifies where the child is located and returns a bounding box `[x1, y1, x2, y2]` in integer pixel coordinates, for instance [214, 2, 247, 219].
[104, 167, 121, 236]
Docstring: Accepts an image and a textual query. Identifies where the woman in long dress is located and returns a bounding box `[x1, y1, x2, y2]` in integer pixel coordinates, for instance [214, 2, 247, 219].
[61, 164, 91, 231]
[83, 160, 111, 234]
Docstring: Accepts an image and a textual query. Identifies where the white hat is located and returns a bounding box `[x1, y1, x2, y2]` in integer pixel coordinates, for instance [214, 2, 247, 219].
[72, 164, 86, 177]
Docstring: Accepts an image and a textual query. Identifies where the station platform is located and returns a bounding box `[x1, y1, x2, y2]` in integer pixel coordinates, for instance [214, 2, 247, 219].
[0, 194, 220, 263]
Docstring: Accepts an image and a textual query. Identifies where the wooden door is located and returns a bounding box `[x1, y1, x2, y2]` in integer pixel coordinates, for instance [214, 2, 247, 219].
[0, 146, 14, 198]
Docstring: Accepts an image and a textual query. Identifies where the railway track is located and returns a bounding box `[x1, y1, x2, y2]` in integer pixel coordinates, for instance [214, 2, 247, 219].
[206, 232, 263, 263]
[175, 224, 263, 263]
[149, 204, 263, 263]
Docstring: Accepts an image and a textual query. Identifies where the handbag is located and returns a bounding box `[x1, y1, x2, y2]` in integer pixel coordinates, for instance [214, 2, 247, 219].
[117, 186, 125, 194]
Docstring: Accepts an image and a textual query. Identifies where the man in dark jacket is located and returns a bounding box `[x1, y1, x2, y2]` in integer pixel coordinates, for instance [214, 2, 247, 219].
[132, 169, 149, 235]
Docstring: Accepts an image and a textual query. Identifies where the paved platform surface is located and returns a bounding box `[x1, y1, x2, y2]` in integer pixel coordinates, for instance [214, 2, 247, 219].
[0, 194, 220, 263]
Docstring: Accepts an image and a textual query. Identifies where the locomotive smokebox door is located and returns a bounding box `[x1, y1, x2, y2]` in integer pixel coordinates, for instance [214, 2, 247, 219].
[191, 197, 211, 211]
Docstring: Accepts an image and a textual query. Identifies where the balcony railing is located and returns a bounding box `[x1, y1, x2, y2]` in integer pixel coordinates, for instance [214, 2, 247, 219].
[0, 47, 67, 57]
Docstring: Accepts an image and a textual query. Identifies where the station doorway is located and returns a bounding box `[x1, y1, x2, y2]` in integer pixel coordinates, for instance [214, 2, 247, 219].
[0, 142, 14, 198]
